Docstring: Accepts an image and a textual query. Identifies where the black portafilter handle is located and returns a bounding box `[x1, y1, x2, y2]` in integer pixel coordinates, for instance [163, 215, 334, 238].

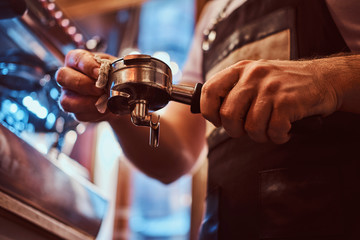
[190, 83, 202, 114]
[170, 82, 203, 114]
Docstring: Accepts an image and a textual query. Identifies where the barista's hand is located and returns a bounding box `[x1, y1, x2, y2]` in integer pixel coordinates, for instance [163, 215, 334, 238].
[200, 59, 340, 144]
[56, 49, 117, 122]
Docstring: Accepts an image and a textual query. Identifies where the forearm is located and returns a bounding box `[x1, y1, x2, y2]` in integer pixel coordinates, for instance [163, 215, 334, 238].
[56, 49, 206, 183]
[107, 103, 206, 184]
[314, 53, 360, 114]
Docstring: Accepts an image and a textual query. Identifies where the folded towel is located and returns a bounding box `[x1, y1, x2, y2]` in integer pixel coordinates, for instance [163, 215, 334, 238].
[93, 55, 112, 113]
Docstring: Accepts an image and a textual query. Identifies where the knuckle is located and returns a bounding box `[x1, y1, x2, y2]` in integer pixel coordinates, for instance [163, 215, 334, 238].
[65, 49, 77, 64]
[278, 93, 292, 103]
[55, 69, 63, 85]
[226, 129, 242, 138]
[58, 96, 71, 113]
[267, 120, 282, 136]
[247, 62, 260, 72]
[244, 122, 258, 136]
[219, 106, 233, 121]
[274, 94, 291, 107]
[267, 129, 282, 143]
[202, 79, 226, 98]
[67, 49, 84, 58]
[235, 84, 255, 99]
[74, 76, 81, 90]
[267, 122, 288, 144]
[234, 59, 253, 67]
[66, 49, 88, 68]
[243, 61, 271, 82]
[220, 108, 245, 138]
[245, 124, 266, 142]
[267, 127, 279, 139]
[263, 80, 282, 96]
[55, 67, 66, 86]
[222, 121, 244, 138]
[72, 52, 83, 67]
[201, 83, 213, 98]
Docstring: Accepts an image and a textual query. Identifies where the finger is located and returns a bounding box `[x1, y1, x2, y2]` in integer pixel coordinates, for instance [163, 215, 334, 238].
[244, 96, 273, 142]
[219, 82, 253, 137]
[59, 89, 101, 114]
[65, 49, 100, 80]
[56, 67, 104, 96]
[267, 108, 291, 144]
[73, 112, 107, 122]
[201, 68, 241, 127]
[93, 52, 115, 60]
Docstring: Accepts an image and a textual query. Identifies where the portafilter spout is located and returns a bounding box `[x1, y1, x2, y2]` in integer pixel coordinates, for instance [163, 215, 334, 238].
[107, 54, 202, 147]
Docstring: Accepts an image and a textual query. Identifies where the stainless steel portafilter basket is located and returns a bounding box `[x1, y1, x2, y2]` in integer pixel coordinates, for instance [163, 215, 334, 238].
[107, 54, 202, 147]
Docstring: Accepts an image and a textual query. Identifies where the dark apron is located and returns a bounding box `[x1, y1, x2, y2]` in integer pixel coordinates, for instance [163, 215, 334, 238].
[200, 0, 360, 239]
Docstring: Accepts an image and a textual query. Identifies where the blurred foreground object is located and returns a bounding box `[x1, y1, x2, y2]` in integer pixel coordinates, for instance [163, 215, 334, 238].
[0, 1, 109, 238]
[0, 0, 104, 150]
[0, 123, 108, 239]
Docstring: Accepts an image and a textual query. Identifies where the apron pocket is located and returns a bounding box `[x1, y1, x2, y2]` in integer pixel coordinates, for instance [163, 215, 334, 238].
[259, 166, 344, 239]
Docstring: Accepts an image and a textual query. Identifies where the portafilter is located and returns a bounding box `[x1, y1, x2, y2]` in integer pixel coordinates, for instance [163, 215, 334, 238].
[107, 54, 202, 147]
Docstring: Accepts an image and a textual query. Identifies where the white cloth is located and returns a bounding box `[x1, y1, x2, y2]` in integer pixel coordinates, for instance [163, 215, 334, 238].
[94, 55, 112, 113]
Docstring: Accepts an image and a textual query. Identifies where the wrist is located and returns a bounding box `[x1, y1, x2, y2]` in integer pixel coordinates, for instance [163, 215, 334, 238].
[316, 58, 343, 111]
[311, 54, 360, 114]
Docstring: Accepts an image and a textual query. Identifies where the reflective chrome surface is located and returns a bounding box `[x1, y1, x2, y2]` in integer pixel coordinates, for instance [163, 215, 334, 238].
[0, 123, 108, 237]
[107, 54, 201, 147]
[108, 54, 172, 115]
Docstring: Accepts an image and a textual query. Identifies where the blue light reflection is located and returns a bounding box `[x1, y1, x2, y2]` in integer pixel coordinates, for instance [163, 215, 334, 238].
[22, 95, 48, 119]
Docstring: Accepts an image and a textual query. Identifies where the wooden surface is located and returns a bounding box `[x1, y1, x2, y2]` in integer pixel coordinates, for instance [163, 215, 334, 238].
[0, 190, 93, 240]
[70, 124, 98, 182]
[56, 0, 148, 19]
[112, 159, 133, 240]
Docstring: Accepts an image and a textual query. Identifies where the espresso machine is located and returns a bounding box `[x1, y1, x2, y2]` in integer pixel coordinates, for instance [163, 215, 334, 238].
[0, 1, 108, 239]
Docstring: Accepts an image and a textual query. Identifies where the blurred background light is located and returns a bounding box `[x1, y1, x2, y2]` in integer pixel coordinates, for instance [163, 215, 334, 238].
[153, 51, 171, 66]
[22, 95, 48, 119]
